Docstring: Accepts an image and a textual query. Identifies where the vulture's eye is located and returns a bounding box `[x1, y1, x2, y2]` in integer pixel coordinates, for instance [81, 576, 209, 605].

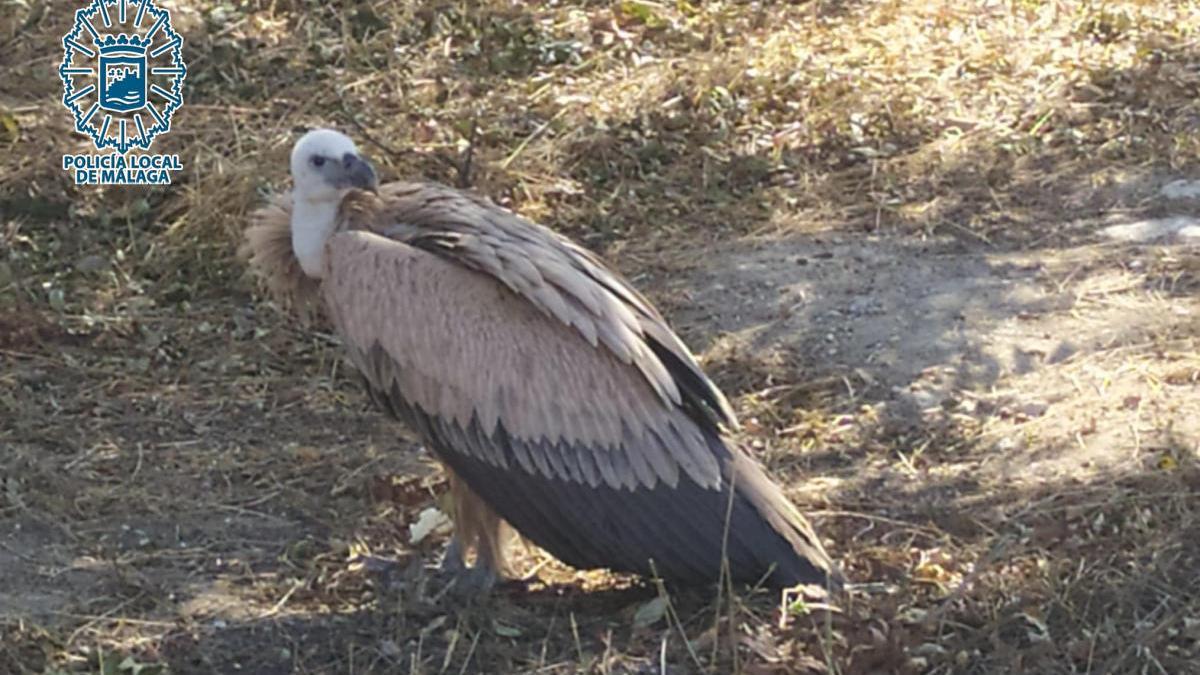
[311, 156, 326, 167]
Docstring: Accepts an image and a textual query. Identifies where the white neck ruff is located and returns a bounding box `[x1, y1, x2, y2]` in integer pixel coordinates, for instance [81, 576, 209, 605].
[291, 198, 339, 279]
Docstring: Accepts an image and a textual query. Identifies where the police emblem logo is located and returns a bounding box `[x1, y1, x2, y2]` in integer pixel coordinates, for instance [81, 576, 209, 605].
[58, 0, 186, 162]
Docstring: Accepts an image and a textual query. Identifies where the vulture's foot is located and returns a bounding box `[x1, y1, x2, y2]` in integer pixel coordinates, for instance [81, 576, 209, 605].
[449, 564, 499, 597]
[440, 536, 499, 598]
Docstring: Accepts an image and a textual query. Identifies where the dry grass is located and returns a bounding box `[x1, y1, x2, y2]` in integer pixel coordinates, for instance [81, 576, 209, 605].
[2, 0, 1199, 673]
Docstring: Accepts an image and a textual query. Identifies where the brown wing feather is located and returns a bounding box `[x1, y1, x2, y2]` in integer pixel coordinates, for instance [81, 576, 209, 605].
[357, 183, 738, 433]
[322, 229, 717, 490]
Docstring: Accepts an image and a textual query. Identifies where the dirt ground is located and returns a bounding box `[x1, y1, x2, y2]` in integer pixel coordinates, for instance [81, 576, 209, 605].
[673, 223, 1200, 488]
[3, 1, 1200, 673]
[3, 206, 1198, 674]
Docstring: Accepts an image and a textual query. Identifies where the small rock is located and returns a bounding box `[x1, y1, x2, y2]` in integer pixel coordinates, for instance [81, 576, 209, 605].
[848, 296, 883, 316]
[379, 639, 402, 658]
[1019, 402, 1049, 418]
[913, 643, 948, 657]
[47, 288, 66, 311]
[1047, 342, 1077, 364]
[75, 254, 108, 273]
[1102, 217, 1200, 243]
[898, 387, 941, 410]
[1161, 179, 1200, 200]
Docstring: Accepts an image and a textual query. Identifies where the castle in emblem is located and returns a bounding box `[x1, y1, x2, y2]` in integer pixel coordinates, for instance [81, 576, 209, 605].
[98, 34, 148, 113]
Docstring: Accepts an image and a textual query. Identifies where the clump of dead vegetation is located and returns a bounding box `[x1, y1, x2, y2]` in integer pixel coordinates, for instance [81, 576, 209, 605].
[2, 0, 1199, 673]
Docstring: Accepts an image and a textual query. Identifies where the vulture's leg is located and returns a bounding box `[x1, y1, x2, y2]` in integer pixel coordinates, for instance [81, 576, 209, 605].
[440, 468, 509, 595]
[440, 535, 467, 573]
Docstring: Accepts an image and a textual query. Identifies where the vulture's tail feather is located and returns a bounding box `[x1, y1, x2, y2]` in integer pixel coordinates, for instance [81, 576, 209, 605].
[725, 446, 843, 589]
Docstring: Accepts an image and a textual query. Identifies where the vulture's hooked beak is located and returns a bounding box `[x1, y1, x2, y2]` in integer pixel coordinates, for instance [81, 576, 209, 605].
[339, 152, 378, 192]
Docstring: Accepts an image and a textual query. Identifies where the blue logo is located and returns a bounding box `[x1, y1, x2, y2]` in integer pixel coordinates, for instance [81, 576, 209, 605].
[58, 0, 186, 184]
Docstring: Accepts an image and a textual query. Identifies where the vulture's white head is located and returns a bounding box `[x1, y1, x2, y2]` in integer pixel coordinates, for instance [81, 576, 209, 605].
[288, 128, 378, 278]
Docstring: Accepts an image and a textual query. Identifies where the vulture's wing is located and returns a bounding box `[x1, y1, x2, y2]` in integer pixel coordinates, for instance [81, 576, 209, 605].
[323, 188, 838, 587]
[367, 182, 739, 435]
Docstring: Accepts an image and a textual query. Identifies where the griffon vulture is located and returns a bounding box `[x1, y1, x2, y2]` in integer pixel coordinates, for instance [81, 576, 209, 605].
[244, 129, 841, 592]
